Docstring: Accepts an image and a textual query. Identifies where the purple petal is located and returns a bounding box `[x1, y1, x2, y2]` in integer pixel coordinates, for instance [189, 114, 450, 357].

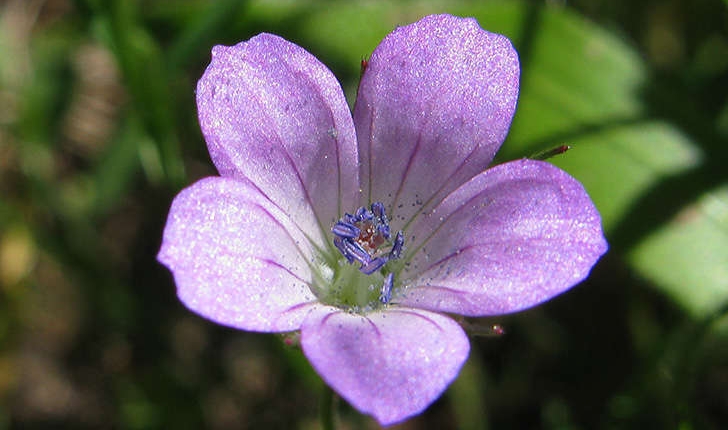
[354, 14, 519, 226]
[157, 177, 321, 332]
[300, 306, 469, 426]
[196, 34, 359, 236]
[400, 159, 608, 316]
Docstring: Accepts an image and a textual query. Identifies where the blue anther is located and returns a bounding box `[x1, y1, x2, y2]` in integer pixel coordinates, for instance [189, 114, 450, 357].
[372, 203, 390, 229]
[333, 237, 353, 263]
[332, 202, 404, 283]
[343, 240, 371, 265]
[344, 213, 357, 224]
[380, 210, 390, 226]
[379, 273, 394, 304]
[389, 231, 404, 260]
[356, 206, 372, 221]
[332, 221, 359, 239]
[360, 256, 388, 275]
[378, 223, 391, 240]
[371, 202, 385, 218]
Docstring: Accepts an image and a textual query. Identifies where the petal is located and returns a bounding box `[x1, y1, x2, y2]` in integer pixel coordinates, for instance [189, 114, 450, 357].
[158, 177, 321, 332]
[400, 159, 608, 316]
[300, 306, 469, 426]
[354, 14, 519, 226]
[196, 34, 359, 238]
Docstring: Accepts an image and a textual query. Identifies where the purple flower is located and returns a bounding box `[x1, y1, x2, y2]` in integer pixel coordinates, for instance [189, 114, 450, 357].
[158, 14, 607, 425]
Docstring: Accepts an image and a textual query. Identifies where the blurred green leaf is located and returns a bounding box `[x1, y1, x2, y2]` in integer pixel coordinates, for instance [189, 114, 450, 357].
[629, 186, 728, 315]
[91, 116, 144, 213]
[89, 0, 185, 185]
[12, 27, 75, 147]
[476, 3, 726, 317]
[479, 3, 670, 225]
[166, 0, 249, 69]
[450, 353, 489, 430]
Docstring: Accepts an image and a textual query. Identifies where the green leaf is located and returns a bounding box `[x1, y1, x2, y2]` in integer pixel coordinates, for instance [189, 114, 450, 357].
[165, 0, 250, 69]
[91, 0, 186, 185]
[629, 186, 728, 316]
[91, 116, 145, 213]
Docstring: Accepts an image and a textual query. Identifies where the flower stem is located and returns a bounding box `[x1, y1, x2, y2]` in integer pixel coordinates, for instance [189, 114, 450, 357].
[320, 384, 337, 430]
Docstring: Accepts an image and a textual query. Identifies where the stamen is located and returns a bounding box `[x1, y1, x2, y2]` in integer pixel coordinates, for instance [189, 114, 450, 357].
[333, 237, 353, 263]
[378, 223, 391, 239]
[371, 202, 385, 219]
[379, 273, 394, 304]
[361, 256, 388, 275]
[332, 221, 360, 238]
[355, 206, 372, 221]
[343, 240, 371, 265]
[331, 202, 405, 308]
[331, 203, 404, 270]
[390, 231, 404, 260]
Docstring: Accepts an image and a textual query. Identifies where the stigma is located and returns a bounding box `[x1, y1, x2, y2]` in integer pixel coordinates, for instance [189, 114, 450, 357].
[331, 202, 404, 302]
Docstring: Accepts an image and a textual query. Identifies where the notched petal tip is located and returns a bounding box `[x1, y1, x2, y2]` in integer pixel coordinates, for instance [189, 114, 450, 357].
[353, 13, 521, 228]
[300, 307, 469, 425]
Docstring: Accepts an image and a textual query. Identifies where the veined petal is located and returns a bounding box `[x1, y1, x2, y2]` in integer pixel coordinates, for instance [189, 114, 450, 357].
[196, 34, 359, 238]
[300, 306, 469, 426]
[400, 159, 608, 316]
[158, 177, 321, 332]
[354, 14, 519, 227]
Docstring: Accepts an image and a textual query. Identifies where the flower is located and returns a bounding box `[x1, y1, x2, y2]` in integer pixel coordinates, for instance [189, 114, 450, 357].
[158, 14, 608, 425]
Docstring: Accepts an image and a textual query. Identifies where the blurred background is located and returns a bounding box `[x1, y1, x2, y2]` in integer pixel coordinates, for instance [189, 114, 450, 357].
[1, 0, 727, 428]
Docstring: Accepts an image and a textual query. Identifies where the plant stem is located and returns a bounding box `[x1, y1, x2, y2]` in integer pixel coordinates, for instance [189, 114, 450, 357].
[320, 384, 336, 430]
